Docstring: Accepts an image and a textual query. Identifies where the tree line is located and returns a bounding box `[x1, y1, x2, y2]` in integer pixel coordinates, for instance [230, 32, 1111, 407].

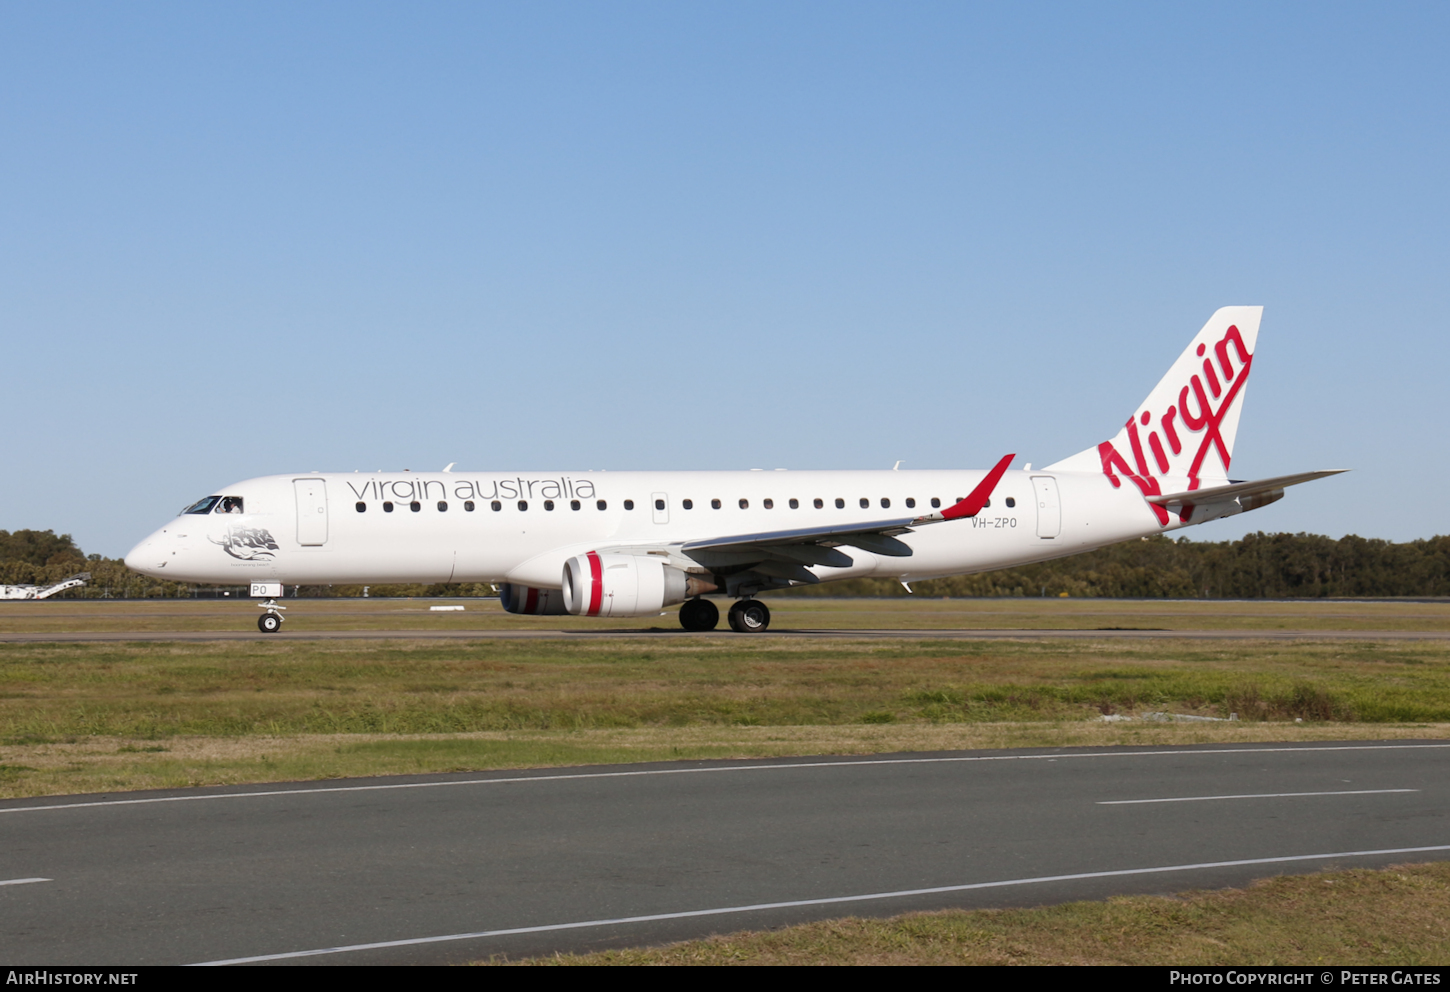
[2, 528, 1448, 600]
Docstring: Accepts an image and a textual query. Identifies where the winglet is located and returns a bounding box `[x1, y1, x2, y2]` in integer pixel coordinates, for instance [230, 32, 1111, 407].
[913, 454, 1015, 523]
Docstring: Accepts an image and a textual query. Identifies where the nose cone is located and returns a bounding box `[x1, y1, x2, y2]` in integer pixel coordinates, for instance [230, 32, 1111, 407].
[124, 534, 165, 576]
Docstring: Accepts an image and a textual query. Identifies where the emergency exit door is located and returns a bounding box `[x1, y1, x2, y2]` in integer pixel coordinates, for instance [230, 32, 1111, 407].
[1032, 476, 1061, 539]
[294, 478, 329, 546]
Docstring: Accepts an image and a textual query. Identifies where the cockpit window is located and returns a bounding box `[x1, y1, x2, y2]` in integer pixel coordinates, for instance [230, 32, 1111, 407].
[219, 496, 244, 514]
[182, 496, 222, 515]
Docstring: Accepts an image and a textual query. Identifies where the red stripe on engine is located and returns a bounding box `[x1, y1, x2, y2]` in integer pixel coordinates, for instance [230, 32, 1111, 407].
[587, 551, 604, 616]
[524, 587, 538, 615]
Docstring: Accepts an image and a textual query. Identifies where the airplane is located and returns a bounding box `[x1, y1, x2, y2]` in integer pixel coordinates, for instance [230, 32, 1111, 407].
[124, 307, 1342, 633]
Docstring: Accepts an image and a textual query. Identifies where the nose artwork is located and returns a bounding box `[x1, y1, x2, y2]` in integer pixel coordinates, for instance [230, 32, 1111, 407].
[210, 527, 281, 561]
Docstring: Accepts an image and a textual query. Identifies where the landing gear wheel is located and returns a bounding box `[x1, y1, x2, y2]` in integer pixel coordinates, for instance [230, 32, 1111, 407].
[258, 612, 283, 634]
[679, 597, 720, 632]
[727, 599, 771, 633]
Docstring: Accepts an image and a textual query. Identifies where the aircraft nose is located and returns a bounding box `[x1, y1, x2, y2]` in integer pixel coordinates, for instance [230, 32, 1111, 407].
[125, 537, 164, 575]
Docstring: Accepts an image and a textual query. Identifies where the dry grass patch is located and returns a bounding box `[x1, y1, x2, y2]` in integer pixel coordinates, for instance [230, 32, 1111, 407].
[492, 862, 1450, 965]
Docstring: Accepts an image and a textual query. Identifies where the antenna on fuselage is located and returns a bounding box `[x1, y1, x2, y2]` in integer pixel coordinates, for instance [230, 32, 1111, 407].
[442, 462, 455, 473]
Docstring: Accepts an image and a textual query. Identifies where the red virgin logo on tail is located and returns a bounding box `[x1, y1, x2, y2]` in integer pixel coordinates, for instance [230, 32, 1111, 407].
[1099, 324, 1253, 525]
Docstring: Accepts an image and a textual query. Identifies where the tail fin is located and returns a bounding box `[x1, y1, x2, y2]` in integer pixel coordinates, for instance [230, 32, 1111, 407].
[1044, 306, 1263, 517]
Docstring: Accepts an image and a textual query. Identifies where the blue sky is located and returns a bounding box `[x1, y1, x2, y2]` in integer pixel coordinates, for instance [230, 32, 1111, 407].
[2, 2, 1446, 557]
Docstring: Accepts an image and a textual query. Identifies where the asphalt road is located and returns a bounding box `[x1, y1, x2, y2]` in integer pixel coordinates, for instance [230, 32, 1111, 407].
[2, 742, 1447, 965]
[2, 627, 1449, 643]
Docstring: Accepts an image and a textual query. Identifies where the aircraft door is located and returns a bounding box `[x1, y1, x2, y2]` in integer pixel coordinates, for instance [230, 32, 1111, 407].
[294, 478, 329, 546]
[1032, 476, 1061, 539]
[651, 492, 670, 525]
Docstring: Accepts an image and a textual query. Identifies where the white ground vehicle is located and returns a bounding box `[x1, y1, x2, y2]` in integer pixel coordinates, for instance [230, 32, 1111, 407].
[0, 573, 90, 601]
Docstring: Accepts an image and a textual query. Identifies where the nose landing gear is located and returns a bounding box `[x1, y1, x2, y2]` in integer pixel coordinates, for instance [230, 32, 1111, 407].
[727, 599, 771, 633]
[257, 599, 286, 634]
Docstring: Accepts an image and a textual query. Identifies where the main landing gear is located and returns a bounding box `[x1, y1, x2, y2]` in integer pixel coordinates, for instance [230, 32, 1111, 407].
[678, 597, 719, 632]
[727, 598, 771, 633]
[257, 599, 286, 634]
[677, 597, 772, 633]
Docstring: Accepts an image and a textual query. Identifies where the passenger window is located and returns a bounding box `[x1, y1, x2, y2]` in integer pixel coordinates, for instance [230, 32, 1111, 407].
[931, 498, 941, 508]
[906, 497, 916, 508]
[182, 496, 221, 515]
[859, 498, 869, 509]
[410, 501, 421, 512]
[739, 498, 749, 509]
[571, 500, 581, 510]
[834, 498, 845, 509]
[465, 501, 475, 511]
[596, 500, 607, 510]
[1006, 497, 1016, 508]
[813, 498, 823, 509]
[789, 498, 799, 509]
[881, 498, 890, 509]
[983, 499, 990, 508]
[624, 500, 634, 510]
[519, 501, 529, 511]
[682, 499, 693, 510]
[711, 499, 721, 509]
[384, 501, 394, 513]
[763, 499, 774, 509]
[438, 501, 448, 512]
[654, 499, 665, 511]
[544, 500, 555, 511]
[220, 496, 244, 514]
[491, 501, 502, 511]
[355, 502, 366, 513]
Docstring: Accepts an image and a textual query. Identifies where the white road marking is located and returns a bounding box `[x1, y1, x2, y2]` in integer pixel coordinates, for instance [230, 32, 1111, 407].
[0, 878, 51, 886]
[1100, 789, 1420, 805]
[190, 843, 1450, 965]
[1, 743, 1446, 816]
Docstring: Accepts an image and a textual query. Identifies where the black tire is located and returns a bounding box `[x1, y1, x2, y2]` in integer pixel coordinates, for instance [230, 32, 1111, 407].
[727, 599, 771, 633]
[679, 598, 719, 632]
[258, 613, 282, 634]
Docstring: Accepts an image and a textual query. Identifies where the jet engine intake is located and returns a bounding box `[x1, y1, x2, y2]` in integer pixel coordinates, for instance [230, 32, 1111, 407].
[562, 552, 714, 617]
[499, 583, 569, 615]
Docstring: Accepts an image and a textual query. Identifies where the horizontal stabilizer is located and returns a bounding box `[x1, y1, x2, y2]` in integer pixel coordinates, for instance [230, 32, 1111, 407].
[1148, 470, 1346, 507]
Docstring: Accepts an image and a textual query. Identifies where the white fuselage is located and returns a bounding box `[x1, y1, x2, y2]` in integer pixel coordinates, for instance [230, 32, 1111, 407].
[123, 467, 1194, 589]
[124, 308, 1301, 607]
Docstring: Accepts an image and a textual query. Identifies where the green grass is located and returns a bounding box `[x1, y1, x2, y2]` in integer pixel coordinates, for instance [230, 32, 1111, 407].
[0, 634, 1443, 797]
[488, 862, 1450, 965]
[2, 637, 1449, 742]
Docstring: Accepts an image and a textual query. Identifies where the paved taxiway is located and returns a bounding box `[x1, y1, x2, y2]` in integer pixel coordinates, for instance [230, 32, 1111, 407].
[2, 627, 1449, 643]
[2, 742, 1447, 965]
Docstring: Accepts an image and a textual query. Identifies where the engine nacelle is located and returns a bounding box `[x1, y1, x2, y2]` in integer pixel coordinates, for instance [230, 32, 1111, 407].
[499, 583, 569, 615]
[563, 552, 710, 617]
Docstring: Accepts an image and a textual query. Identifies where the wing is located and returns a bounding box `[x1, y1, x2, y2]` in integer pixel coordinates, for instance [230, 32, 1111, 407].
[601, 454, 1015, 586]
